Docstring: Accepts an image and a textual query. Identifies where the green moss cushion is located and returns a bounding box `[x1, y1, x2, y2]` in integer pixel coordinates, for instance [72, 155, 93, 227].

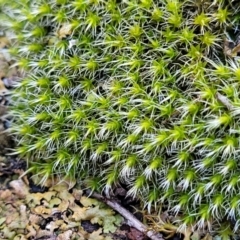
[4, 0, 240, 229]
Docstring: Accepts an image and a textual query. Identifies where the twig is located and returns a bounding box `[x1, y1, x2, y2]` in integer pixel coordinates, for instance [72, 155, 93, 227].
[85, 189, 164, 240]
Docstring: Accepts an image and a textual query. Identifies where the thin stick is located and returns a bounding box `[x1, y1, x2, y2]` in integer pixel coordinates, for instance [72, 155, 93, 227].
[85, 189, 164, 240]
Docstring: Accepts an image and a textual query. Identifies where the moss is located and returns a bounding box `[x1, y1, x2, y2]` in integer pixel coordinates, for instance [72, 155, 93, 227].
[2, 0, 240, 232]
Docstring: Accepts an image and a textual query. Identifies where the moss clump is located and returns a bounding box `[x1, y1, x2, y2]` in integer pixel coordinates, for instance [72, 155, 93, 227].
[3, 0, 240, 231]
